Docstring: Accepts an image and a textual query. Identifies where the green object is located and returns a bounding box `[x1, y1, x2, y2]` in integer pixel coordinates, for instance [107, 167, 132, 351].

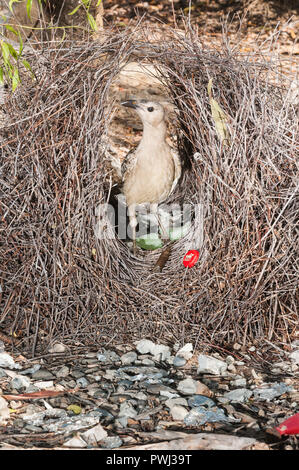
[67, 404, 82, 415]
[136, 234, 163, 251]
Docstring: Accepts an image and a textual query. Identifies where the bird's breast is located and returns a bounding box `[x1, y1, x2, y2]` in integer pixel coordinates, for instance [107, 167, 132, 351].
[123, 149, 175, 206]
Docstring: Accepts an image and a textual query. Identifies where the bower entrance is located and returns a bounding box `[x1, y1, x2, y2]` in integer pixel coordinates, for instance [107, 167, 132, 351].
[0, 26, 298, 357]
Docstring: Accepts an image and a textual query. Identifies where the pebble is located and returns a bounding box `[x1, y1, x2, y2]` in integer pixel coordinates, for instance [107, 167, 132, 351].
[20, 364, 41, 375]
[100, 436, 123, 448]
[0, 352, 21, 369]
[10, 375, 31, 390]
[253, 382, 292, 401]
[120, 352, 137, 365]
[97, 350, 120, 363]
[55, 366, 70, 378]
[231, 377, 247, 387]
[48, 343, 67, 353]
[33, 380, 54, 389]
[170, 405, 188, 421]
[63, 436, 87, 448]
[164, 397, 188, 408]
[289, 350, 299, 365]
[118, 401, 137, 419]
[135, 340, 171, 360]
[177, 377, 208, 395]
[0, 397, 9, 425]
[31, 369, 55, 380]
[81, 423, 108, 445]
[173, 356, 186, 367]
[184, 406, 229, 426]
[0, 339, 297, 449]
[197, 354, 228, 375]
[188, 395, 215, 408]
[220, 388, 253, 403]
[76, 377, 89, 388]
[176, 343, 193, 360]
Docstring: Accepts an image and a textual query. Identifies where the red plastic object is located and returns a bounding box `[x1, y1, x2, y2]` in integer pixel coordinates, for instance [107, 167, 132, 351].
[276, 413, 299, 436]
[183, 250, 200, 268]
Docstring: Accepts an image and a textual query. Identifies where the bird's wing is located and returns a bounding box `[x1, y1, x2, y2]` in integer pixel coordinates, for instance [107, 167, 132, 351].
[169, 148, 182, 195]
[121, 148, 136, 181]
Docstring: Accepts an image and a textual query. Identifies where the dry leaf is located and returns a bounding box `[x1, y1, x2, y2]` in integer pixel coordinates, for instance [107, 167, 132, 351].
[208, 78, 231, 145]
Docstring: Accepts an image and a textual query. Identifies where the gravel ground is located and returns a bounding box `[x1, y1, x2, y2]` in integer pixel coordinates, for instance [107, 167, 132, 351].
[0, 339, 298, 450]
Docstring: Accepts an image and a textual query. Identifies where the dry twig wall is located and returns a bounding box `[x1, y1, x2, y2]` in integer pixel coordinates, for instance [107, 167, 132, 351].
[0, 24, 298, 355]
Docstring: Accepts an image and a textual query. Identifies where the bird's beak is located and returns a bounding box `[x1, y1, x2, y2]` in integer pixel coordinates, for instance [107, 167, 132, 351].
[121, 100, 139, 109]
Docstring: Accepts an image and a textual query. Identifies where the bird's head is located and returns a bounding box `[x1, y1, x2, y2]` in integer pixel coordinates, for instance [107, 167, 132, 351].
[121, 99, 166, 128]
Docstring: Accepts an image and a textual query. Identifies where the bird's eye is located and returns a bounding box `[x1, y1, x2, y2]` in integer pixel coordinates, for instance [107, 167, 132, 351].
[147, 107, 154, 112]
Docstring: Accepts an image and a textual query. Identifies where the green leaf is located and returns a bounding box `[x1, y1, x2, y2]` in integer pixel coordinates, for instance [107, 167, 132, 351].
[96, 0, 102, 6]
[0, 67, 4, 84]
[8, 0, 19, 13]
[7, 43, 18, 60]
[26, 0, 33, 20]
[67, 404, 82, 415]
[68, 4, 82, 15]
[22, 59, 32, 71]
[18, 33, 23, 56]
[136, 234, 163, 251]
[1, 41, 11, 64]
[12, 67, 20, 92]
[4, 24, 19, 36]
[87, 12, 97, 31]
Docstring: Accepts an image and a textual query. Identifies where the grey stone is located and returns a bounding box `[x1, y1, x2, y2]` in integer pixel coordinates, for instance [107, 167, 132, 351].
[43, 415, 99, 433]
[24, 424, 43, 433]
[289, 350, 299, 365]
[165, 397, 188, 409]
[173, 356, 186, 367]
[188, 395, 215, 408]
[177, 378, 198, 395]
[19, 364, 41, 375]
[81, 423, 108, 445]
[88, 409, 115, 421]
[115, 416, 128, 428]
[135, 340, 171, 360]
[231, 378, 247, 387]
[141, 358, 155, 366]
[31, 369, 55, 380]
[120, 352, 137, 365]
[176, 343, 193, 360]
[70, 369, 85, 379]
[0, 352, 21, 369]
[253, 382, 292, 401]
[100, 436, 123, 448]
[184, 406, 229, 426]
[55, 366, 70, 378]
[97, 350, 120, 363]
[225, 355, 235, 365]
[146, 383, 176, 395]
[63, 436, 87, 448]
[135, 339, 156, 354]
[197, 355, 228, 375]
[0, 396, 9, 425]
[76, 377, 89, 388]
[222, 388, 253, 403]
[48, 343, 67, 353]
[170, 405, 188, 421]
[118, 401, 137, 419]
[10, 375, 31, 390]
